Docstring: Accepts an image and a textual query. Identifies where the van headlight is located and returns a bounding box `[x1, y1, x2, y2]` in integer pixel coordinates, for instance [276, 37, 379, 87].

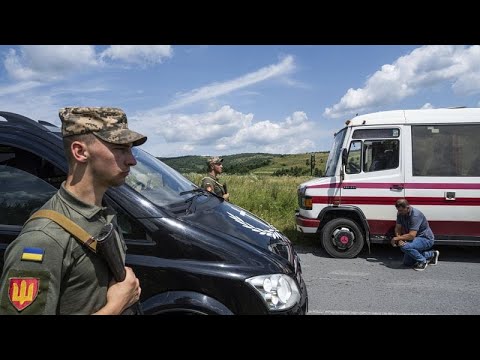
[246, 274, 300, 311]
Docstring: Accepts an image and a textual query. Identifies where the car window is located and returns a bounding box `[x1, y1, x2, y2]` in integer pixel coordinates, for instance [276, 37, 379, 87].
[126, 147, 203, 206]
[0, 165, 57, 226]
[0, 146, 64, 226]
[107, 199, 147, 241]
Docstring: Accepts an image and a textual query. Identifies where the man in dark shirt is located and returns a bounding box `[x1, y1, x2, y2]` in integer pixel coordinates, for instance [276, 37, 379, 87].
[391, 198, 440, 271]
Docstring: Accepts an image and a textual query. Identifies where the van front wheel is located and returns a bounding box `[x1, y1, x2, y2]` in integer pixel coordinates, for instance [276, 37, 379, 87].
[321, 218, 364, 258]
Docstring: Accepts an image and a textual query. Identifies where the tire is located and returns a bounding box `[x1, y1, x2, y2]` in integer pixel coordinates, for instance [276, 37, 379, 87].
[321, 217, 364, 258]
[153, 308, 210, 315]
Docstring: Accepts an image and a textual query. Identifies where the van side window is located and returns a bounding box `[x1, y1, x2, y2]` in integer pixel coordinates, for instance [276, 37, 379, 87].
[0, 146, 61, 225]
[412, 125, 480, 176]
[363, 140, 399, 172]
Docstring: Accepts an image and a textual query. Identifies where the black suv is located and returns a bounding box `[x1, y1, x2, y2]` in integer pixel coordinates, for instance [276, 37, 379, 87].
[0, 111, 308, 315]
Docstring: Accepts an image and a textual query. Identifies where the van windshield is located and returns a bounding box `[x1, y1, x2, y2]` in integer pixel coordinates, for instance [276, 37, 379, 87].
[324, 128, 347, 177]
[125, 147, 206, 206]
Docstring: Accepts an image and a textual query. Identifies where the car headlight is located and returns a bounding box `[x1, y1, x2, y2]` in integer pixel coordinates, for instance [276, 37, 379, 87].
[245, 274, 300, 311]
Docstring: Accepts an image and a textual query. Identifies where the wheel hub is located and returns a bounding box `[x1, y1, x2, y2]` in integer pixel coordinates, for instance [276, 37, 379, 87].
[332, 227, 354, 249]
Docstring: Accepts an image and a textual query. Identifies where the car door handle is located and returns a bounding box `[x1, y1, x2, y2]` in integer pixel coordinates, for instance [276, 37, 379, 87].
[390, 184, 404, 191]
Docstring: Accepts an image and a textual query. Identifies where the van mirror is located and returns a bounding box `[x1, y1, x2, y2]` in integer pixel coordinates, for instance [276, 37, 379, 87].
[340, 148, 348, 181]
[341, 148, 348, 166]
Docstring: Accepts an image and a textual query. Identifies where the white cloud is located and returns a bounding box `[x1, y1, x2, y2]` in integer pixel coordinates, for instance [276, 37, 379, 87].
[3, 45, 173, 83]
[4, 46, 98, 82]
[135, 105, 252, 145]
[155, 55, 296, 112]
[0, 90, 60, 123]
[421, 103, 434, 109]
[0, 81, 43, 96]
[0, 78, 112, 126]
[181, 144, 195, 152]
[100, 45, 172, 65]
[257, 139, 316, 154]
[221, 111, 312, 150]
[132, 106, 318, 156]
[325, 45, 480, 119]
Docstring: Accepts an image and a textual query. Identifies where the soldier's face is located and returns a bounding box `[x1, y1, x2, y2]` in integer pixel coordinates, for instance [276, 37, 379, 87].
[214, 163, 223, 174]
[88, 137, 137, 187]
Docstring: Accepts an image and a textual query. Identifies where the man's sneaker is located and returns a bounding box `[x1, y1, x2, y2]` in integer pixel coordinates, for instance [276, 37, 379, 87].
[429, 250, 440, 265]
[413, 262, 428, 271]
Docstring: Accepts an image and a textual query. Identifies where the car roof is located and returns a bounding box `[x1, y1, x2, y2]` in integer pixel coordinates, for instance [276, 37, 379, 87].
[0, 111, 61, 135]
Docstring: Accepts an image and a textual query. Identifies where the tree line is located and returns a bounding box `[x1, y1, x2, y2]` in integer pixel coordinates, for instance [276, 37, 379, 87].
[159, 152, 328, 176]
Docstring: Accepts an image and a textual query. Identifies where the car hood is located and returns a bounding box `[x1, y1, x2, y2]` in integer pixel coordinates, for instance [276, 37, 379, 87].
[184, 199, 295, 264]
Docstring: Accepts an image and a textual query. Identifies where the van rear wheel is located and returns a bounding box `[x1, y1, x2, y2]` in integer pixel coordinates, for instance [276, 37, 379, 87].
[321, 218, 364, 258]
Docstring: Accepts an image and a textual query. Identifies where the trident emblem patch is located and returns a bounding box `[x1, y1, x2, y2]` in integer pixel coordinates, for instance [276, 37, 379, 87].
[8, 278, 39, 311]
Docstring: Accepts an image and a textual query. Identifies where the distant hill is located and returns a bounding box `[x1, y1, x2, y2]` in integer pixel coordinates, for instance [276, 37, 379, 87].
[158, 152, 329, 176]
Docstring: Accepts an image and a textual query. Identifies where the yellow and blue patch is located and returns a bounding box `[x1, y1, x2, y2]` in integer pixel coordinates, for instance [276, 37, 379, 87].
[21, 247, 44, 262]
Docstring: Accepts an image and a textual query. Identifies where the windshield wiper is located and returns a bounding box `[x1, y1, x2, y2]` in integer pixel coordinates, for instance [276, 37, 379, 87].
[179, 187, 210, 215]
[179, 187, 207, 196]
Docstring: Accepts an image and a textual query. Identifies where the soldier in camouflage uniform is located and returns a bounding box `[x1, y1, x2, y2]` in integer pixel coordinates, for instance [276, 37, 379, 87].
[0, 107, 146, 315]
[201, 157, 230, 201]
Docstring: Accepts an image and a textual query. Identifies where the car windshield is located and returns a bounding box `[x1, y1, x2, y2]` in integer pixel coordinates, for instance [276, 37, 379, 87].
[125, 147, 207, 206]
[324, 127, 347, 177]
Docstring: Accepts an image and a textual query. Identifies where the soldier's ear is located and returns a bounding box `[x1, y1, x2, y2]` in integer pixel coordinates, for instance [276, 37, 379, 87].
[71, 141, 89, 163]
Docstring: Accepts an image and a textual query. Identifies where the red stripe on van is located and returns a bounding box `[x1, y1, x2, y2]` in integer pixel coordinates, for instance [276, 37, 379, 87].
[368, 219, 480, 237]
[311, 196, 480, 206]
[307, 182, 480, 190]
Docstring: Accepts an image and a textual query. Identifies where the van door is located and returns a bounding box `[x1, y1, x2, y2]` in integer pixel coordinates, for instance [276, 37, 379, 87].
[405, 123, 480, 245]
[342, 127, 405, 239]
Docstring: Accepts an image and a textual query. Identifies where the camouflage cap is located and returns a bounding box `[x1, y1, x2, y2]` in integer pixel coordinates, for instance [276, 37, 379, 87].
[58, 107, 147, 147]
[208, 156, 223, 165]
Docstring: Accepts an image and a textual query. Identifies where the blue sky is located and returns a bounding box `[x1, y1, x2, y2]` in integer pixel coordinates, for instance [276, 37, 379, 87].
[1, 45, 479, 157]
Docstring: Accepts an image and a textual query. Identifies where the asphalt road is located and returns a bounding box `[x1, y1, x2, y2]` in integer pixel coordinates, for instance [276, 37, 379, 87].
[296, 241, 480, 315]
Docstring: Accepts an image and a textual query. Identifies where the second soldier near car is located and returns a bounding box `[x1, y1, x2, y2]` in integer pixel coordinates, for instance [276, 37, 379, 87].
[201, 156, 229, 202]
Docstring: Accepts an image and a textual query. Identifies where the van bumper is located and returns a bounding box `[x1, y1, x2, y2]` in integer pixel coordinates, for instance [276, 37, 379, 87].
[295, 213, 320, 234]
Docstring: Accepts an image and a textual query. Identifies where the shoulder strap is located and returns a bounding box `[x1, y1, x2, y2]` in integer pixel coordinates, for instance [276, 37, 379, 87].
[201, 176, 224, 194]
[212, 178, 225, 194]
[27, 209, 97, 252]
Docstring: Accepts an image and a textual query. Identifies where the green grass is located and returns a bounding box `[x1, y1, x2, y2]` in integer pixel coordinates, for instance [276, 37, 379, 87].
[185, 173, 315, 242]
[252, 152, 329, 175]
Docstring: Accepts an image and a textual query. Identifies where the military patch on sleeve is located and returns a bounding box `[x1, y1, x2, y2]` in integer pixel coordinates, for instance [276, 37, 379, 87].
[21, 247, 44, 262]
[0, 269, 50, 314]
[8, 278, 39, 311]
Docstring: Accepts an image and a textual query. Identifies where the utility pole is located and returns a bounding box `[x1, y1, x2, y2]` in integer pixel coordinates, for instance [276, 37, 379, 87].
[310, 153, 316, 176]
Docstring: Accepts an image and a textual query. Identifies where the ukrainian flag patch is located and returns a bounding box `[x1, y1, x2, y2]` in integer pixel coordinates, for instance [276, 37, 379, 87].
[21, 247, 44, 262]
